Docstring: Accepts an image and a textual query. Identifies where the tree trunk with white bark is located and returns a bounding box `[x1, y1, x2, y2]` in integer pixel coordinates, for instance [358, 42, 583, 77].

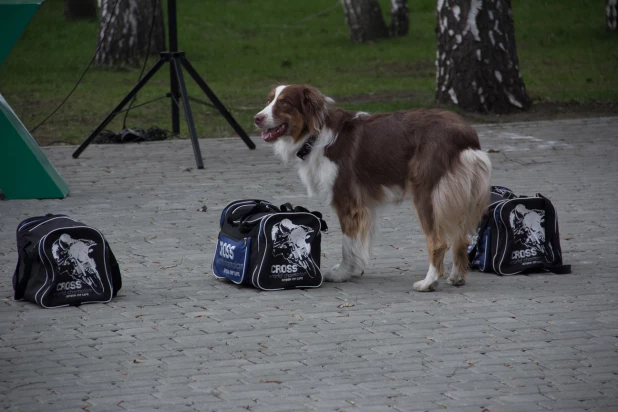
[435, 0, 530, 113]
[341, 0, 389, 42]
[340, 0, 410, 42]
[608, 0, 617, 31]
[95, 0, 165, 68]
[64, 0, 97, 21]
[389, 0, 409, 37]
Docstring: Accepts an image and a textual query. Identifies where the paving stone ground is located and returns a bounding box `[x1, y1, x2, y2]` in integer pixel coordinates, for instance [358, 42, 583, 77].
[1, 116, 617, 412]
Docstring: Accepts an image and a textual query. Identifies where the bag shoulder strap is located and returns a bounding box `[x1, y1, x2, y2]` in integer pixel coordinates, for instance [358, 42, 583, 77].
[105, 241, 122, 296]
[236, 203, 280, 232]
[546, 265, 571, 275]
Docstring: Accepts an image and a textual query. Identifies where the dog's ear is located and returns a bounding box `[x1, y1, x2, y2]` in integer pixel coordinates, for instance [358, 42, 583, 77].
[301, 86, 333, 135]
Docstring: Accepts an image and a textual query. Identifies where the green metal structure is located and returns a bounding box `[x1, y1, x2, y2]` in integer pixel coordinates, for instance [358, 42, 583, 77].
[0, 0, 69, 200]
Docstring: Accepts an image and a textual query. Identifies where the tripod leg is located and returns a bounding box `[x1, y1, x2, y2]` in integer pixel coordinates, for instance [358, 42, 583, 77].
[180, 57, 256, 150]
[170, 59, 180, 134]
[173, 58, 205, 169]
[73, 58, 166, 159]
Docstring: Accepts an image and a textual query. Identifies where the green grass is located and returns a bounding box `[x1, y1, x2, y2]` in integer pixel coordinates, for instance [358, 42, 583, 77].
[0, 0, 616, 144]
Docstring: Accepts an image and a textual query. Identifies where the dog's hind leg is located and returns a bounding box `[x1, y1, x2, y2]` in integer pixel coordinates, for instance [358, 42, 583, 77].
[447, 233, 469, 286]
[326, 205, 375, 283]
[413, 229, 448, 292]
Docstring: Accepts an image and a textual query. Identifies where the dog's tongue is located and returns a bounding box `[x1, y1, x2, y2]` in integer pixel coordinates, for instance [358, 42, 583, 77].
[262, 124, 286, 142]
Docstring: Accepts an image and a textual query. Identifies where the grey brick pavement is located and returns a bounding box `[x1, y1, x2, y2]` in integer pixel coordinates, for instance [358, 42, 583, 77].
[1, 116, 617, 411]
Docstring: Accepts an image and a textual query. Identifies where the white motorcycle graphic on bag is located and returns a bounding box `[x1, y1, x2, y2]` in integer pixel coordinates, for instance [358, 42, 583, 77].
[509, 204, 546, 256]
[51, 234, 105, 295]
[271, 219, 319, 278]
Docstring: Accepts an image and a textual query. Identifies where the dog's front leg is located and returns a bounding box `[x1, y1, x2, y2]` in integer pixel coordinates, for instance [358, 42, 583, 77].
[325, 207, 374, 283]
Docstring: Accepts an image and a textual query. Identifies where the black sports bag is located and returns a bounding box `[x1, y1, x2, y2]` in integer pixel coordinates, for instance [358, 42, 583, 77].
[213, 200, 327, 290]
[468, 186, 571, 275]
[13, 214, 122, 308]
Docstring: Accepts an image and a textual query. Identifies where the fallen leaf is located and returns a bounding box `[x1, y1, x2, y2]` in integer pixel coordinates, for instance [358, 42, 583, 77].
[133, 359, 145, 364]
[338, 302, 355, 308]
[487, 149, 501, 153]
[260, 378, 282, 384]
[197, 205, 208, 212]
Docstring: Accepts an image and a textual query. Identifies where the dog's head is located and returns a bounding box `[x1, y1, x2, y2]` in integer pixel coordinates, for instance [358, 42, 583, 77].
[254, 85, 334, 143]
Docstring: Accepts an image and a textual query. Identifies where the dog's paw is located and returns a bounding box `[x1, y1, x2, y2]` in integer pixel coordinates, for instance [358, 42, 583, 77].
[324, 264, 352, 283]
[446, 275, 466, 286]
[413, 279, 438, 292]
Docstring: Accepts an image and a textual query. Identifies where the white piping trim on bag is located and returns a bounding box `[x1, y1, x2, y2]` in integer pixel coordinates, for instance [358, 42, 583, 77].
[36, 226, 113, 308]
[251, 212, 323, 291]
[29, 216, 78, 233]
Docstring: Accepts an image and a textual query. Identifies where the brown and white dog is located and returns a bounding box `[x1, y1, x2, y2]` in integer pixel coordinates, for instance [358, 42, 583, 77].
[254, 85, 491, 291]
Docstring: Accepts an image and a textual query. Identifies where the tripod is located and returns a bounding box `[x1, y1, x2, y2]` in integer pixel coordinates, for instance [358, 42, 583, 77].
[72, 0, 255, 169]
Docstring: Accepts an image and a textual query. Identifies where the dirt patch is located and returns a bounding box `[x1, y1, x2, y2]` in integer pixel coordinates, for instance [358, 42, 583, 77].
[334, 90, 431, 104]
[334, 92, 617, 125]
[336, 60, 435, 77]
[374, 61, 435, 75]
[36, 98, 618, 146]
[460, 101, 618, 125]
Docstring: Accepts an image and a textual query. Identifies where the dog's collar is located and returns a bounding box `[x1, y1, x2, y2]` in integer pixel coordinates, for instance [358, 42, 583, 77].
[296, 135, 318, 160]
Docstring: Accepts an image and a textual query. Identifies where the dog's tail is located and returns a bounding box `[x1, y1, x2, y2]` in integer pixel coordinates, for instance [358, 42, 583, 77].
[432, 148, 492, 241]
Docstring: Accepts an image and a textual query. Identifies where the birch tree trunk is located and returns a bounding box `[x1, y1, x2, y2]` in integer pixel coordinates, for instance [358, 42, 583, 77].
[95, 0, 165, 68]
[341, 0, 409, 42]
[435, 0, 530, 113]
[389, 0, 409, 37]
[64, 0, 97, 21]
[341, 0, 389, 42]
[608, 0, 617, 31]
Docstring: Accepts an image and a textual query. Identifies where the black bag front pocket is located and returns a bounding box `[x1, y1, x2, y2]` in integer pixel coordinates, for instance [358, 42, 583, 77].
[493, 197, 558, 274]
[37, 227, 114, 307]
[251, 213, 323, 290]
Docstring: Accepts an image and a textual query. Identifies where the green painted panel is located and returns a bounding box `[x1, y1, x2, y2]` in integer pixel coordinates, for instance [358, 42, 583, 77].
[0, 94, 69, 199]
[0, 1, 43, 65]
[0, 0, 68, 200]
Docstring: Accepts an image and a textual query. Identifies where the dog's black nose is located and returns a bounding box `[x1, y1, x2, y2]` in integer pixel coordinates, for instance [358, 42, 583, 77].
[254, 113, 266, 127]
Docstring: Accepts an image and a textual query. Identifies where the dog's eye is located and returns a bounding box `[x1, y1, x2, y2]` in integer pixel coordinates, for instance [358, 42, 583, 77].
[280, 100, 289, 106]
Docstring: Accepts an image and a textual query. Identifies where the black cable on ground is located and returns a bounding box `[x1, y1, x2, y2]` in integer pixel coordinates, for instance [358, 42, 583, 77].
[94, 126, 170, 144]
[29, 0, 123, 133]
[122, 0, 160, 130]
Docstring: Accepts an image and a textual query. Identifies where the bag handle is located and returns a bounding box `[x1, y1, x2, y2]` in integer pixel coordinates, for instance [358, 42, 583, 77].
[280, 203, 328, 232]
[236, 203, 280, 233]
